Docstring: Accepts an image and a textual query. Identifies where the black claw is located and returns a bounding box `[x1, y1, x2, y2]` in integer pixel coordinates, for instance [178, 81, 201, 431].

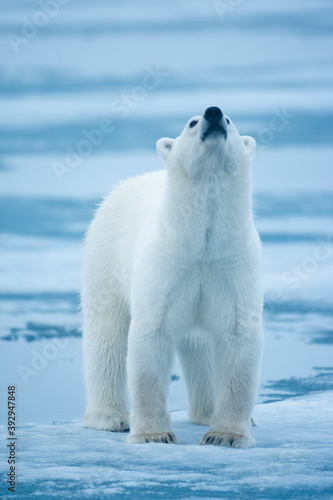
[206, 436, 214, 444]
[168, 433, 174, 443]
[119, 421, 130, 432]
[145, 438, 149, 443]
[229, 438, 235, 446]
[162, 437, 168, 443]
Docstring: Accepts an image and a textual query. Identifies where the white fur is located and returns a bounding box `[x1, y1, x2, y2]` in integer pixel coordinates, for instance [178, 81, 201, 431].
[82, 111, 263, 447]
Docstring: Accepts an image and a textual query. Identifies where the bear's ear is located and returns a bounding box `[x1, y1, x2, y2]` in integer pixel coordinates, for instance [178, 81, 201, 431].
[156, 137, 174, 161]
[241, 135, 256, 154]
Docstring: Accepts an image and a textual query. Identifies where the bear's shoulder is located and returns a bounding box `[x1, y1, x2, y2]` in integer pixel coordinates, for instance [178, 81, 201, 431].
[107, 170, 166, 203]
[96, 170, 166, 226]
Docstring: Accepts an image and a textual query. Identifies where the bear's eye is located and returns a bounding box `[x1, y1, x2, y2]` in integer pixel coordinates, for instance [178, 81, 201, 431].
[189, 120, 198, 128]
[226, 118, 230, 124]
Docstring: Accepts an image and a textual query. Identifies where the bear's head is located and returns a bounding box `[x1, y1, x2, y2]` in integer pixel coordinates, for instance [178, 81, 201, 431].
[156, 106, 255, 179]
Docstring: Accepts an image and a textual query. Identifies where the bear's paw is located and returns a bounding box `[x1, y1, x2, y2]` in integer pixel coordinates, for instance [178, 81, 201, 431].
[85, 411, 130, 432]
[127, 431, 178, 444]
[199, 430, 255, 448]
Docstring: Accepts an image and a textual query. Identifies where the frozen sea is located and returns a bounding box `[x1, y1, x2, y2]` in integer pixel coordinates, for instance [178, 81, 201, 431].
[0, 0, 333, 498]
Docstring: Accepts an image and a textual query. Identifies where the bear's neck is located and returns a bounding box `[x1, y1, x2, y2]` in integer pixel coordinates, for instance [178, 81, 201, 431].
[159, 169, 254, 259]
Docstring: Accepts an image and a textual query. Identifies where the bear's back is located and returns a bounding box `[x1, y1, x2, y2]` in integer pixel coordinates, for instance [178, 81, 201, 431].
[104, 169, 166, 231]
[83, 170, 166, 298]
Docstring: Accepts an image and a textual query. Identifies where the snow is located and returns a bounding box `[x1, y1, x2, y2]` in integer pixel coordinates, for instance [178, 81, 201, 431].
[1, 392, 332, 498]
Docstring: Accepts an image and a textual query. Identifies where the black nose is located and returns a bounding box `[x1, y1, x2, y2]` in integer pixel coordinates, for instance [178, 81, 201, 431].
[204, 106, 223, 123]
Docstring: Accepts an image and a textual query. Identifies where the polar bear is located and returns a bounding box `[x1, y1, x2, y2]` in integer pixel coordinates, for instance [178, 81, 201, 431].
[82, 106, 263, 447]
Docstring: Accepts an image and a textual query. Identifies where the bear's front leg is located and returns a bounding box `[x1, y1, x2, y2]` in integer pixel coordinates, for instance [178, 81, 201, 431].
[200, 329, 263, 448]
[126, 319, 178, 444]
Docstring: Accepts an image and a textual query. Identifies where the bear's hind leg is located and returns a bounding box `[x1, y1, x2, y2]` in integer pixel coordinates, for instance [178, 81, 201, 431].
[178, 334, 214, 426]
[83, 292, 130, 431]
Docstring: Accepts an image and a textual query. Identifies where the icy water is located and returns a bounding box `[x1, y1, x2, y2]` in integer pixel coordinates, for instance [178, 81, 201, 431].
[0, 0, 333, 431]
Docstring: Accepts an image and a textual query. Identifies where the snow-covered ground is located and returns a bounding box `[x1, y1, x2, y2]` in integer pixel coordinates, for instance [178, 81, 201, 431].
[0, 0, 332, 497]
[1, 392, 333, 499]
